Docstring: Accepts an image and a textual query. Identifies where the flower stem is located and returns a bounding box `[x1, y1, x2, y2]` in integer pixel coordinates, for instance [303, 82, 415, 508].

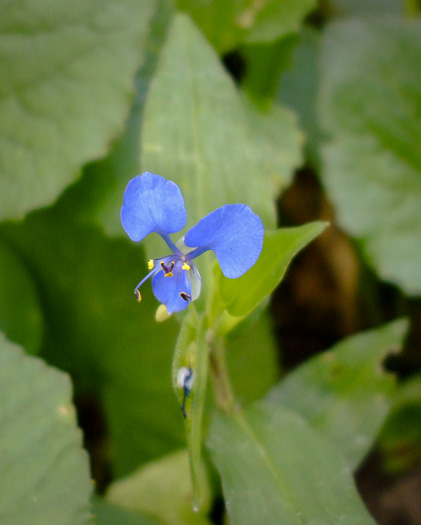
[208, 332, 236, 415]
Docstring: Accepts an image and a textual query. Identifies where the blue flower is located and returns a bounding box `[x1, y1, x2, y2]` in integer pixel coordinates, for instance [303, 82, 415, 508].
[121, 172, 264, 314]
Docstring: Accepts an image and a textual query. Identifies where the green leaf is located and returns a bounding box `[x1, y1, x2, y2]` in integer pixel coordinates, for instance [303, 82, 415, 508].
[379, 373, 421, 473]
[172, 310, 209, 510]
[226, 309, 279, 404]
[241, 0, 316, 44]
[266, 319, 408, 470]
[55, 0, 175, 237]
[318, 19, 421, 294]
[0, 238, 43, 355]
[0, 208, 183, 477]
[208, 403, 375, 524]
[241, 35, 298, 103]
[0, 0, 155, 220]
[0, 333, 92, 524]
[241, 95, 302, 188]
[93, 497, 159, 525]
[277, 27, 322, 165]
[329, 0, 404, 17]
[141, 13, 301, 238]
[107, 450, 211, 525]
[217, 222, 327, 319]
[174, 0, 316, 52]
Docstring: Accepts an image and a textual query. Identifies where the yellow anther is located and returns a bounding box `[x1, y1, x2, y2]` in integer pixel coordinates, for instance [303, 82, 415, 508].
[147, 259, 154, 270]
[165, 272, 173, 277]
[134, 290, 142, 302]
[182, 262, 191, 271]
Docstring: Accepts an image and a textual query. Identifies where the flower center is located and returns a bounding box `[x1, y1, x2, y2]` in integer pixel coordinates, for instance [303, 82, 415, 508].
[161, 260, 175, 277]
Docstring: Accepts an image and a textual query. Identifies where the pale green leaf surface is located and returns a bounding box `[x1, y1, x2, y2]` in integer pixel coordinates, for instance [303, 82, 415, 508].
[0, 0, 155, 220]
[241, 95, 302, 188]
[141, 13, 302, 244]
[93, 497, 159, 525]
[218, 222, 327, 318]
[107, 450, 211, 525]
[267, 319, 408, 470]
[208, 403, 375, 524]
[0, 238, 43, 354]
[318, 19, 421, 294]
[0, 209, 183, 477]
[0, 334, 92, 524]
[174, 0, 315, 52]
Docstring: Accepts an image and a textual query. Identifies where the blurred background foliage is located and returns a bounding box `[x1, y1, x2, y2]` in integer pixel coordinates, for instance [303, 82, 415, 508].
[0, 0, 421, 523]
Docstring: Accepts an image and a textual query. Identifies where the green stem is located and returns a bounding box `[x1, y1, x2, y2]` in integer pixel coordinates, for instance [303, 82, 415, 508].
[208, 333, 236, 415]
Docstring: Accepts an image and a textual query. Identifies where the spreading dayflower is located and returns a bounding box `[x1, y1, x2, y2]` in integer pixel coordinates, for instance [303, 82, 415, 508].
[121, 172, 264, 314]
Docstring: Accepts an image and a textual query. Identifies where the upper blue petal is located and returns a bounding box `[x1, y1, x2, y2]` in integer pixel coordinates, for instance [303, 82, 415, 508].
[121, 172, 187, 242]
[184, 204, 264, 279]
[152, 263, 192, 313]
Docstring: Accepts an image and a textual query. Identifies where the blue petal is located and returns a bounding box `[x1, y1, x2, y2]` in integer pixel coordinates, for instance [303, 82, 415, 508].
[152, 263, 192, 313]
[185, 204, 264, 278]
[121, 172, 187, 242]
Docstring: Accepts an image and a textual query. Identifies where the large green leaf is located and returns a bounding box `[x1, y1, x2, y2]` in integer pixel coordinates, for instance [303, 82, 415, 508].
[318, 19, 421, 294]
[174, 0, 315, 52]
[107, 450, 211, 525]
[0, 238, 43, 354]
[266, 319, 408, 470]
[141, 13, 302, 236]
[0, 334, 92, 524]
[0, 0, 155, 220]
[217, 222, 327, 319]
[55, 0, 175, 237]
[208, 403, 375, 524]
[0, 208, 183, 477]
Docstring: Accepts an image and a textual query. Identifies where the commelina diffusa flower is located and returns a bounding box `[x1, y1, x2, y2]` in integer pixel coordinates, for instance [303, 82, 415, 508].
[121, 172, 264, 314]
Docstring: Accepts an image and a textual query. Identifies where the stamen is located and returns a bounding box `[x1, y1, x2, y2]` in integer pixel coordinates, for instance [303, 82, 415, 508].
[161, 260, 175, 277]
[134, 289, 142, 302]
[182, 262, 191, 271]
[180, 292, 191, 302]
[147, 259, 154, 270]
